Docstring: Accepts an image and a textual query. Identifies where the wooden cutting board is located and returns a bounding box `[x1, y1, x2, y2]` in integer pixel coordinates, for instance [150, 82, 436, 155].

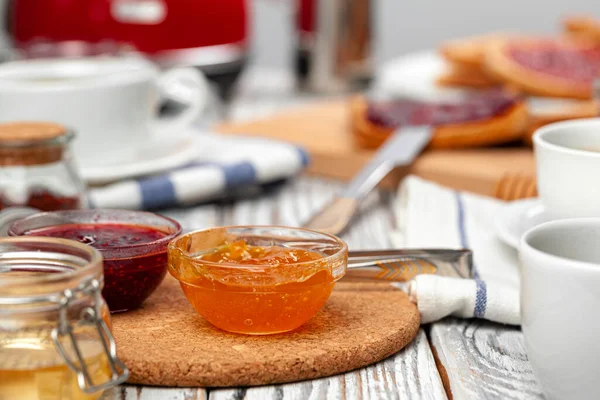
[217, 99, 536, 196]
[112, 276, 420, 387]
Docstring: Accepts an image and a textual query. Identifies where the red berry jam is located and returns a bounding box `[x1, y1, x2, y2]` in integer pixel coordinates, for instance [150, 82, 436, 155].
[509, 45, 600, 83]
[367, 89, 519, 129]
[23, 223, 170, 312]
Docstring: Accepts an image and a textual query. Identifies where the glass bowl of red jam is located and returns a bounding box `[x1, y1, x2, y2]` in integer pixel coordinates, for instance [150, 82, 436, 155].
[8, 209, 182, 313]
[168, 226, 348, 335]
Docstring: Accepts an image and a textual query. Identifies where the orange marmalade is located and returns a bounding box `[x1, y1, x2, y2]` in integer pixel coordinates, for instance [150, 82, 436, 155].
[168, 231, 348, 335]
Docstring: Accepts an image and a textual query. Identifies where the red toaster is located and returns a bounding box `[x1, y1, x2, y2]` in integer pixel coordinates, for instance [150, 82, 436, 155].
[7, 0, 248, 98]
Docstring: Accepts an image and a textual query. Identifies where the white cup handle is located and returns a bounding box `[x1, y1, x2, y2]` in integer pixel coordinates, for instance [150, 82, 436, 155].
[152, 67, 210, 137]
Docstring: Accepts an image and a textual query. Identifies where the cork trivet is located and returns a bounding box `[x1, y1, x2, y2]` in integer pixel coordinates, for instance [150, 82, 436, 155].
[111, 276, 420, 387]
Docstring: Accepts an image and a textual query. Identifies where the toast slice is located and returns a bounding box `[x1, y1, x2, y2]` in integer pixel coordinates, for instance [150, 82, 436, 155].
[350, 91, 528, 149]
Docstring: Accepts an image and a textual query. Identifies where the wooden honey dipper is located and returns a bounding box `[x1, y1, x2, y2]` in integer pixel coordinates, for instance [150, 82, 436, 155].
[493, 173, 537, 201]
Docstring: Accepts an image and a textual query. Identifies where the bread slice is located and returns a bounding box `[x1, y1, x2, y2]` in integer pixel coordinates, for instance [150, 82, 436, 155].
[440, 33, 508, 68]
[562, 16, 600, 44]
[483, 37, 600, 99]
[350, 94, 528, 149]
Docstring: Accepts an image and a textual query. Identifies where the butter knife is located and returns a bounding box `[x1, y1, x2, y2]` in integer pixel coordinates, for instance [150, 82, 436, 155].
[303, 126, 432, 235]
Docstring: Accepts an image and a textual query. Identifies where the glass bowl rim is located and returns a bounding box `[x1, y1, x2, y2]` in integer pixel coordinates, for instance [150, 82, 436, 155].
[8, 208, 182, 252]
[168, 225, 348, 270]
[0, 236, 103, 288]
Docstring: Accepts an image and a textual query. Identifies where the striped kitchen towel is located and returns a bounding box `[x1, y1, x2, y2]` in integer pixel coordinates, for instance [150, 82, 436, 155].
[393, 176, 520, 325]
[88, 134, 309, 210]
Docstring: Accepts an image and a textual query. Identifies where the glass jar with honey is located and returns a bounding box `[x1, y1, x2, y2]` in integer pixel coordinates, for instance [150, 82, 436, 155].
[0, 122, 86, 211]
[0, 237, 129, 400]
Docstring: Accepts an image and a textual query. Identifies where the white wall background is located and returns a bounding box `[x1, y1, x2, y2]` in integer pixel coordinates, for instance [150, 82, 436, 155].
[249, 0, 600, 69]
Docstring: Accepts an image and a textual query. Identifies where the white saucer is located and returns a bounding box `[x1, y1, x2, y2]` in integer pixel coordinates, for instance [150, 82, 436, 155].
[80, 131, 199, 185]
[375, 50, 469, 101]
[494, 198, 561, 250]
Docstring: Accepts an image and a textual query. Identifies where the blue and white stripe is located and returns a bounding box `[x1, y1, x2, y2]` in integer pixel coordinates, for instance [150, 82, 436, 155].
[89, 137, 309, 210]
[455, 191, 487, 319]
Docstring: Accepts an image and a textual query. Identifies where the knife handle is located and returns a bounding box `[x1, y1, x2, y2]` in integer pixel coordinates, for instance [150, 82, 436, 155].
[303, 161, 394, 236]
[301, 197, 359, 236]
[303, 127, 432, 236]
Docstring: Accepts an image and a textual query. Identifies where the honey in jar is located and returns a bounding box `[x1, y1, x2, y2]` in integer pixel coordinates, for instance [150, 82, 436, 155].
[168, 227, 348, 335]
[0, 338, 111, 400]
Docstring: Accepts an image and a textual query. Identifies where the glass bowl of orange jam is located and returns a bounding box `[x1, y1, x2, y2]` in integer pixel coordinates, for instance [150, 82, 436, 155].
[167, 226, 348, 335]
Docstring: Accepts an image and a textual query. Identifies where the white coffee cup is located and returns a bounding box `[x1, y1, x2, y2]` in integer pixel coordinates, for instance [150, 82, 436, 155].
[0, 56, 209, 167]
[534, 118, 600, 218]
[520, 218, 600, 400]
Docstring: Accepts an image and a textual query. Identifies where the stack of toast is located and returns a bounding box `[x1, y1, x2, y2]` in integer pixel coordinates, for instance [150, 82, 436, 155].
[352, 16, 600, 149]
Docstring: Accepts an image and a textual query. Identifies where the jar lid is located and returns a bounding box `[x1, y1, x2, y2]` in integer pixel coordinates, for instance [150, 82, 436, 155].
[0, 122, 71, 166]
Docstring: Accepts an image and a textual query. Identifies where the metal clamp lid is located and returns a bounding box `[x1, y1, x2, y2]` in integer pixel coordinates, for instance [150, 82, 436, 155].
[52, 278, 129, 393]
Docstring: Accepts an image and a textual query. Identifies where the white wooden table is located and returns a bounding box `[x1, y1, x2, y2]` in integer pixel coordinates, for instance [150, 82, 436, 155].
[100, 177, 544, 400]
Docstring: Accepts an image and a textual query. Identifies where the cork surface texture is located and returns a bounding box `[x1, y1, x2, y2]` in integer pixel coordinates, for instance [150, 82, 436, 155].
[111, 275, 420, 387]
[0, 122, 66, 141]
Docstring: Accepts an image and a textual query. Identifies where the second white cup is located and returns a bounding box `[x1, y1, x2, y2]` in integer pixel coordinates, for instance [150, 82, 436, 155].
[520, 218, 600, 400]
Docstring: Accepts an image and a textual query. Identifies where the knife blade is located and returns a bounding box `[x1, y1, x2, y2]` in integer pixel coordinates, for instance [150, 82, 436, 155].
[302, 126, 432, 235]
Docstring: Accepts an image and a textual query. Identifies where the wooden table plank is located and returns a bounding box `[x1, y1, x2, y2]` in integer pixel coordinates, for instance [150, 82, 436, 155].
[161, 204, 221, 233]
[429, 319, 543, 399]
[101, 387, 208, 400]
[209, 331, 445, 400]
